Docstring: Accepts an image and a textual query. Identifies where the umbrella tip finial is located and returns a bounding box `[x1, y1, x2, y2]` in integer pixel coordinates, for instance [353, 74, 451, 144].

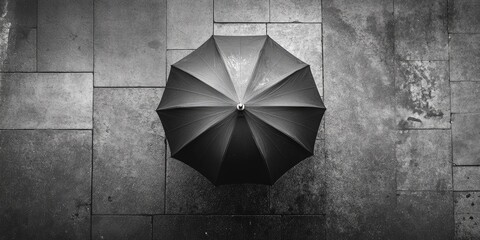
[236, 103, 245, 111]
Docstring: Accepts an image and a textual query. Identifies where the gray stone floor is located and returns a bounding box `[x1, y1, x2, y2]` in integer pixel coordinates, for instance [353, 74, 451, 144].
[0, 0, 479, 239]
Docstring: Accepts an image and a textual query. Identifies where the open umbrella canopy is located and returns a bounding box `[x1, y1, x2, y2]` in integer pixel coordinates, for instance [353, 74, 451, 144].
[157, 35, 325, 185]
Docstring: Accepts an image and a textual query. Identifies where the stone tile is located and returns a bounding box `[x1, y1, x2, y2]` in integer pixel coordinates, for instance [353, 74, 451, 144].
[455, 192, 480, 214]
[38, 0, 93, 71]
[450, 34, 480, 81]
[267, 23, 323, 95]
[448, 0, 480, 33]
[93, 88, 165, 214]
[0, 73, 93, 129]
[95, 0, 166, 87]
[454, 167, 480, 191]
[167, 0, 212, 49]
[396, 130, 452, 190]
[395, 61, 450, 129]
[282, 215, 326, 240]
[395, 0, 448, 60]
[153, 215, 207, 240]
[214, 0, 269, 22]
[1, 28, 36, 72]
[394, 191, 454, 240]
[270, 0, 321, 22]
[93, 216, 152, 240]
[270, 140, 326, 214]
[451, 82, 480, 113]
[0, 130, 91, 239]
[166, 50, 193, 79]
[0, 0, 37, 28]
[206, 215, 281, 240]
[453, 114, 480, 165]
[166, 149, 269, 214]
[323, 0, 396, 238]
[456, 213, 480, 240]
[214, 23, 266, 35]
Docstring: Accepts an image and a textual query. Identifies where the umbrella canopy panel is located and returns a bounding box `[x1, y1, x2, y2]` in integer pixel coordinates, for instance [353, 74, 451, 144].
[157, 35, 325, 185]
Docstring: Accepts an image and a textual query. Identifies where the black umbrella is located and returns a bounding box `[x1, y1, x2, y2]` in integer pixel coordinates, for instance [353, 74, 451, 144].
[157, 35, 325, 185]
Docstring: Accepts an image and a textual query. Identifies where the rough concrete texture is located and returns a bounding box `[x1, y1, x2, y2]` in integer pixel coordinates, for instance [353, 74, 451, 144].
[282, 215, 326, 240]
[395, 0, 448, 60]
[449, 34, 480, 81]
[451, 82, 480, 113]
[37, 0, 93, 71]
[1, 28, 36, 72]
[454, 167, 480, 191]
[2, 0, 480, 238]
[270, 0, 322, 22]
[95, 0, 166, 87]
[214, 0, 269, 22]
[93, 88, 165, 214]
[395, 60, 450, 129]
[448, 0, 480, 33]
[456, 213, 480, 240]
[0, 73, 93, 129]
[0, 130, 91, 239]
[93, 215, 152, 240]
[455, 192, 480, 214]
[452, 114, 480, 165]
[214, 23, 267, 35]
[396, 130, 452, 190]
[167, 0, 212, 49]
[323, 0, 396, 238]
[394, 191, 454, 240]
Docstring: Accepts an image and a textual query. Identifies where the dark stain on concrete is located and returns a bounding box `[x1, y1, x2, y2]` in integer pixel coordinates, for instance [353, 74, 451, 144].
[148, 40, 161, 49]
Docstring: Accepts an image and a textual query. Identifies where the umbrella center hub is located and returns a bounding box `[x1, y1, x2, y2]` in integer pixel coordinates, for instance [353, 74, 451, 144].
[236, 103, 245, 111]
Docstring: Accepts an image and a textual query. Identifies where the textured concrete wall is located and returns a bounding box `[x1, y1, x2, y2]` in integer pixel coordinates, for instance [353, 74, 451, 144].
[0, 0, 479, 239]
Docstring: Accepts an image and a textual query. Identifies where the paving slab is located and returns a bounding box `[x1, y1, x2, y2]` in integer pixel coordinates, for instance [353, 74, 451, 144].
[167, 0, 212, 49]
[93, 215, 152, 240]
[396, 130, 452, 190]
[452, 114, 480, 165]
[95, 0, 166, 86]
[450, 34, 480, 81]
[455, 192, 480, 214]
[323, 0, 397, 238]
[0, 130, 91, 239]
[455, 213, 480, 240]
[454, 167, 480, 191]
[1, 28, 36, 72]
[394, 191, 454, 240]
[206, 215, 281, 240]
[214, 23, 266, 35]
[0, 73, 93, 129]
[395, 0, 448, 60]
[395, 60, 450, 129]
[448, 0, 480, 33]
[270, 0, 321, 22]
[93, 88, 165, 214]
[214, 0, 269, 22]
[281, 215, 325, 240]
[153, 215, 207, 240]
[38, 0, 93, 71]
[451, 82, 480, 113]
